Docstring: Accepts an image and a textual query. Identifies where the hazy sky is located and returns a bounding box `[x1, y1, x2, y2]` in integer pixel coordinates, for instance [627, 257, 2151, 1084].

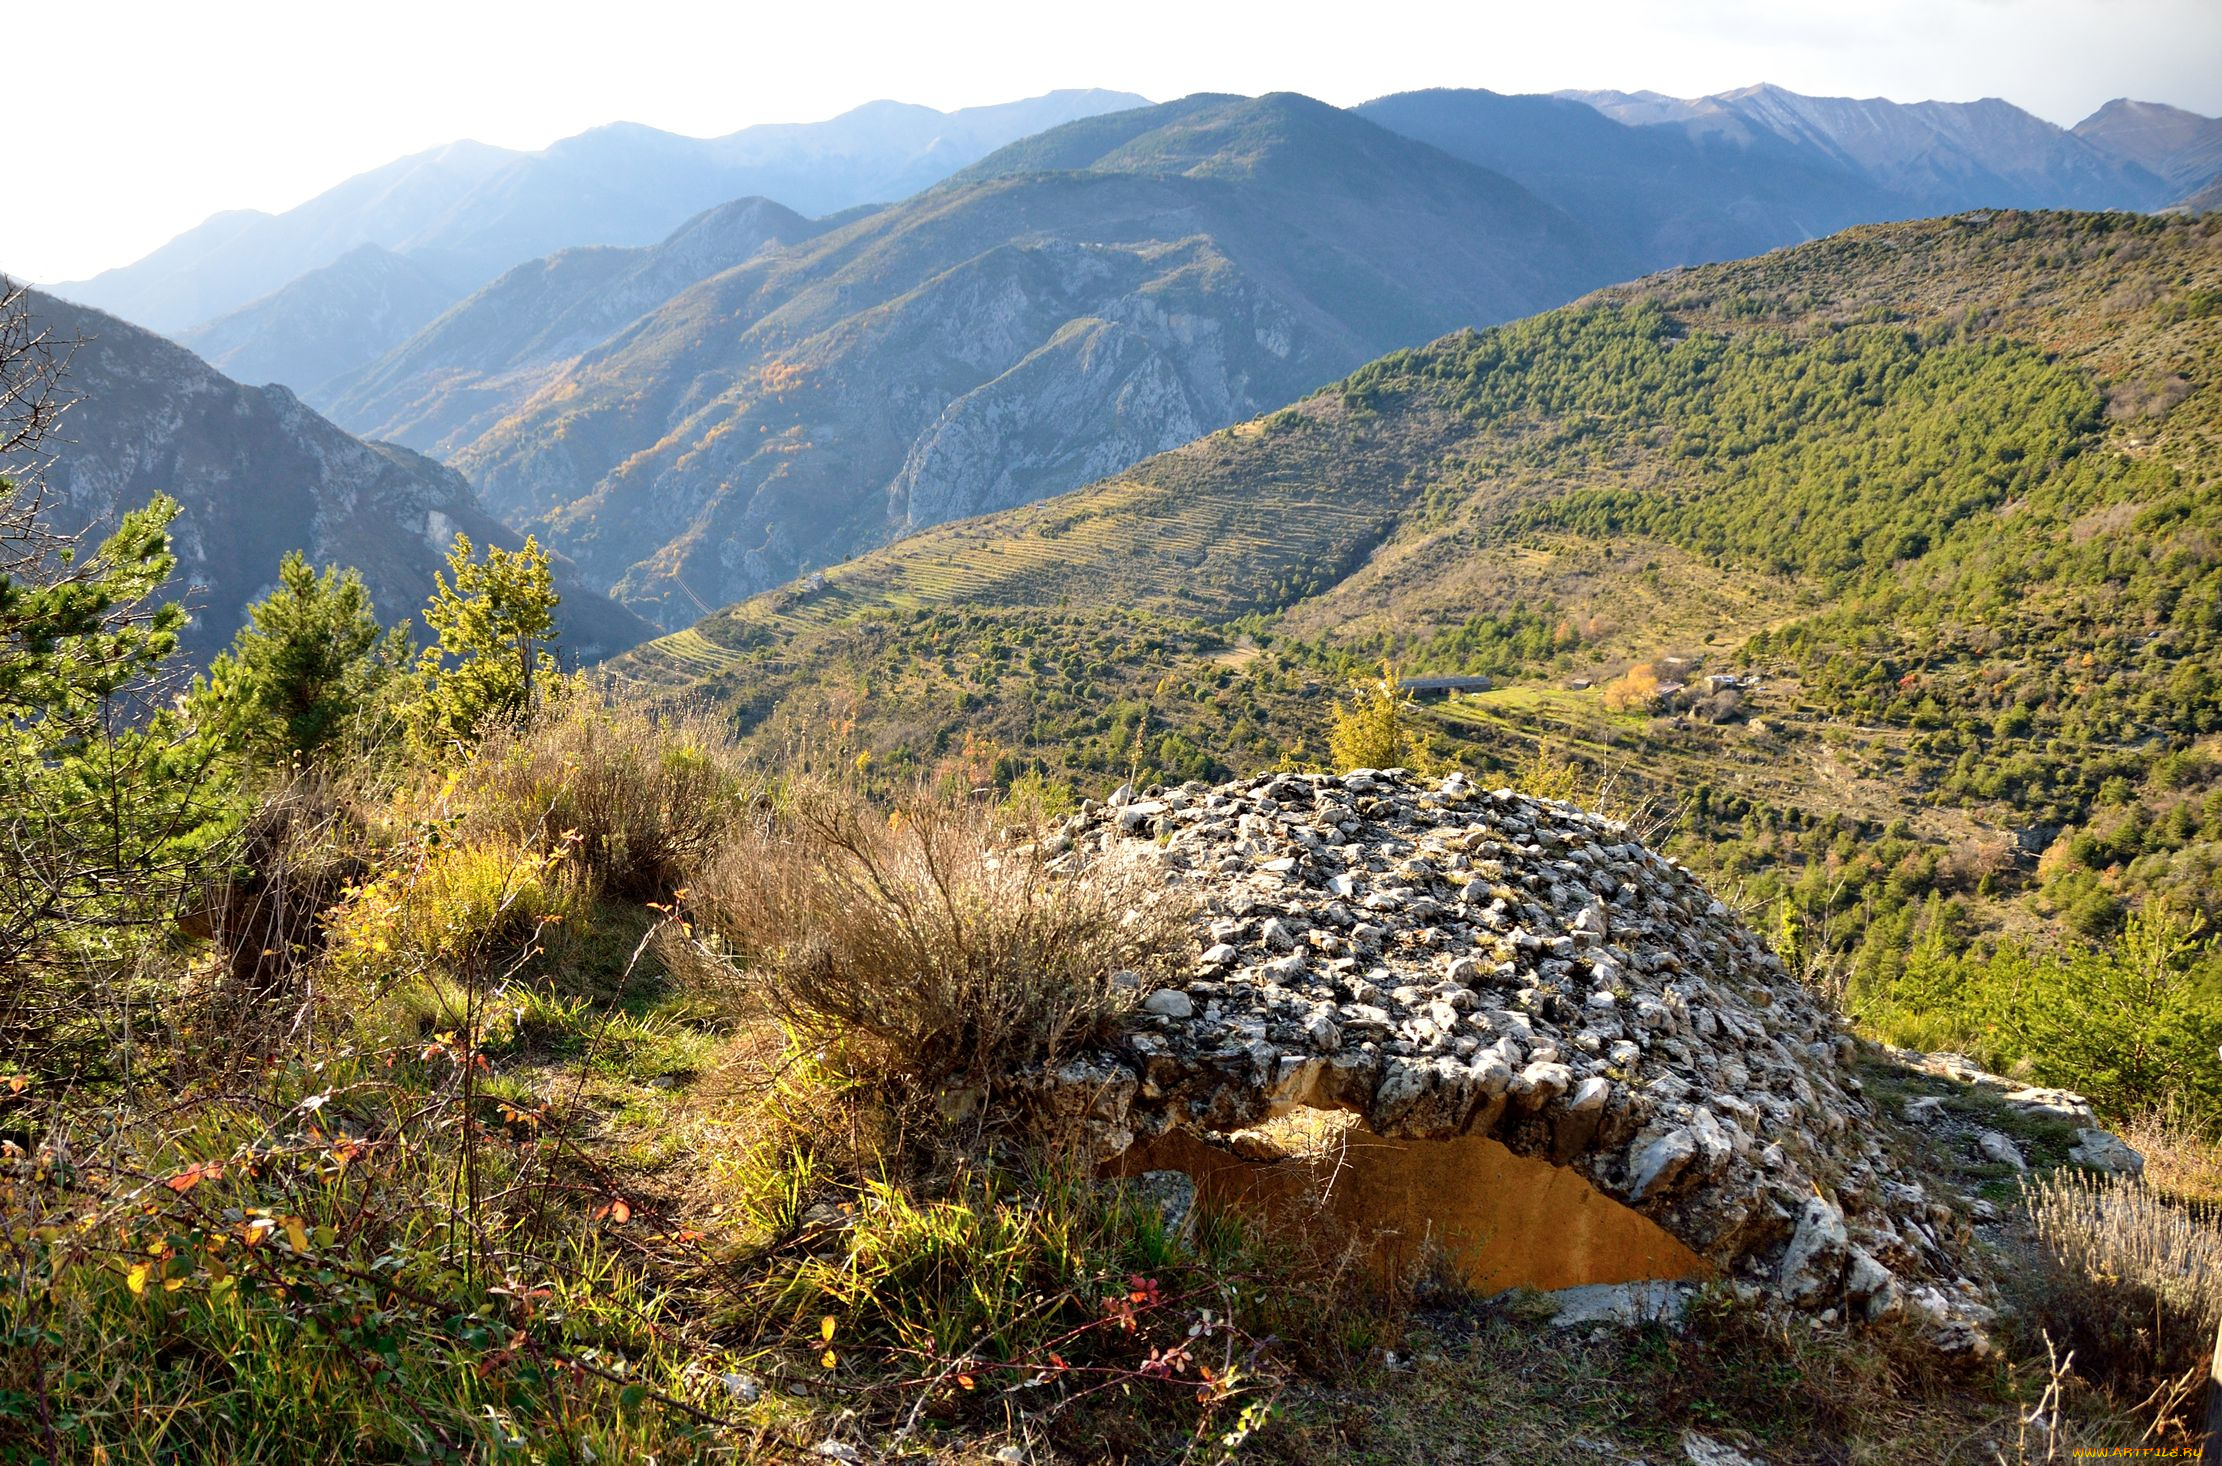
[14, 0, 2222, 283]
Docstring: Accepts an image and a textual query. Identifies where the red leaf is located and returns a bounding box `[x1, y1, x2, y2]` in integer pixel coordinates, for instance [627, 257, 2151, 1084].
[165, 1162, 223, 1193]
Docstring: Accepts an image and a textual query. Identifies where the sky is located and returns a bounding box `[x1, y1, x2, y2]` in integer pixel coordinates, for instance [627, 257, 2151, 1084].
[13, 0, 2222, 283]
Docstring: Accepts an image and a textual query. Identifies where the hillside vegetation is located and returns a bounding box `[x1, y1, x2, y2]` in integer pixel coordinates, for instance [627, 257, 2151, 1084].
[361, 93, 1618, 626]
[3, 221, 2215, 1461]
[626, 210, 2222, 1117]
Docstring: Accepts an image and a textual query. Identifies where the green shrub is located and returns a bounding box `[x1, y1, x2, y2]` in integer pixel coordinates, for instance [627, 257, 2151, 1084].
[1327, 664, 1425, 772]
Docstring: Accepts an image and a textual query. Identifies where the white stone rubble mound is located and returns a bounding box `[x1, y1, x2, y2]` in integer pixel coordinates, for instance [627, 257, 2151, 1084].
[1026, 768, 1996, 1340]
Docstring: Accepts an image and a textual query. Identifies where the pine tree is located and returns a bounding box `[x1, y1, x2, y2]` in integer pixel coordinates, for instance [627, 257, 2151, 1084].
[1326, 663, 1424, 773]
[0, 279, 241, 1076]
[403, 533, 561, 750]
[193, 551, 406, 766]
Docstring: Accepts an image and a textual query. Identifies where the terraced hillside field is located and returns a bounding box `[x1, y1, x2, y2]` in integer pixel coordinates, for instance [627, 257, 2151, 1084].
[618, 212, 2222, 1104]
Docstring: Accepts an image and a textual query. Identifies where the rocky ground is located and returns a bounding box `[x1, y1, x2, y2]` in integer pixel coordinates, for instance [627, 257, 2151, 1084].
[1029, 769, 2148, 1358]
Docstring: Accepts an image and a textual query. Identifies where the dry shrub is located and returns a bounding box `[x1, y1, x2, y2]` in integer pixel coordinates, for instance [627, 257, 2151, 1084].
[2123, 1105, 2222, 1207]
[459, 690, 755, 901]
[2020, 1168, 2222, 1407]
[179, 770, 370, 1053]
[680, 787, 1193, 1090]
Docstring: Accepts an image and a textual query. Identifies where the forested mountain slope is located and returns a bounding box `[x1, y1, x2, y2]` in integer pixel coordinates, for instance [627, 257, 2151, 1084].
[438, 93, 1621, 626]
[23, 289, 654, 663]
[620, 212, 2222, 1070]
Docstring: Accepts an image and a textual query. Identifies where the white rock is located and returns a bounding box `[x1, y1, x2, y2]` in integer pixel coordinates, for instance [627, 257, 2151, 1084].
[1777, 1196, 1849, 1306]
[1142, 989, 1194, 1019]
[1682, 1430, 1762, 1466]
[1541, 1279, 1692, 1328]
[1975, 1130, 2026, 1172]
[2069, 1128, 2145, 1176]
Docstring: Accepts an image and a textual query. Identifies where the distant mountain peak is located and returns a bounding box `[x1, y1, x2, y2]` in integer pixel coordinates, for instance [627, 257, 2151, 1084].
[1557, 82, 2173, 211]
[49, 90, 1154, 338]
[2073, 96, 2222, 193]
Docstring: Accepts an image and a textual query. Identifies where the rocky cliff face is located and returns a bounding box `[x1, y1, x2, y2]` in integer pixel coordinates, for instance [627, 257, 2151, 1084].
[22, 289, 653, 664]
[886, 242, 1284, 529]
[439, 94, 1618, 625]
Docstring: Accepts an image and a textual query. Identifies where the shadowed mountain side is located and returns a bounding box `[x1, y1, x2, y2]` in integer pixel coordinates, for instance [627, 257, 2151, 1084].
[178, 244, 466, 403]
[324, 197, 831, 452]
[440, 93, 1623, 626]
[22, 290, 654, 665]
[1355, 88, 1908, 270]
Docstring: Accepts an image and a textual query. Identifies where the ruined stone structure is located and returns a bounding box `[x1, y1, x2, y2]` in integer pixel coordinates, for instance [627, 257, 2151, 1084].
[1029, 769, 1997, 1344]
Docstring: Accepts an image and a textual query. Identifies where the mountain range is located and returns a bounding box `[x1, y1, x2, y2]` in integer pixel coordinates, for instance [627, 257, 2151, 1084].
[27, 81, 2222, 663]
[46, 90, 1149, 335]
[610, 210, 2222, 1015]
[55, 83, 2222, 420]
[19, 289, 654, 664]
[370, 92, 1622, 625]
[1559, 84, 2174, 211]
[285, 85, 2217, 628]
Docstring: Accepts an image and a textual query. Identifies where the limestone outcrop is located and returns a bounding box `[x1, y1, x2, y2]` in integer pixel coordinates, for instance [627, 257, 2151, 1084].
[1028, 769, 1994, 1339]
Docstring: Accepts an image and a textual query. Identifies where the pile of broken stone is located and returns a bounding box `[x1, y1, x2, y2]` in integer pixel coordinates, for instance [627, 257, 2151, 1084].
[1025, 768, 2052, 1352]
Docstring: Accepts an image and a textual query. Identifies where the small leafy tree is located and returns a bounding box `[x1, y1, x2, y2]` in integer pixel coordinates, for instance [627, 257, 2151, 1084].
[403, 533, 560, 751]
[192, 551, 406, 766]
[1327, 663, 1424, 772]
[1601, 662, 1662, 713]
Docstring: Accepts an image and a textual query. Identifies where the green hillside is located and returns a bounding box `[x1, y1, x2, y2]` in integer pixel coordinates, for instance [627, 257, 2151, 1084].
[429, 93, 1620, 626]
[622, 209, 2222, 1099]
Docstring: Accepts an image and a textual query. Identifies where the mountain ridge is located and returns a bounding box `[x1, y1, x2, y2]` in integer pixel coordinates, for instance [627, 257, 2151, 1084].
[48, 89, 1151, 335]
[177, 243, 466, 400]
[1559, 83, 2175, 211]
[18, 288, 654, 665]
[2074, 97, 2222, 196]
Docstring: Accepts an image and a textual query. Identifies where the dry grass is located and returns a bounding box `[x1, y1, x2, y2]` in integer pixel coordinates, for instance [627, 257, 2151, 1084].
[2019, 1168, 2222, 1425]
[678, 788, 1193, 1092]
[458, 691, 757, 901]
[2123, 1105, 2222, 1207]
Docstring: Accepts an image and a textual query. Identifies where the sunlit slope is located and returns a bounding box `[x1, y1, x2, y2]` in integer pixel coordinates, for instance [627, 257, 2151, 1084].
[615, 212, 2220, 825]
